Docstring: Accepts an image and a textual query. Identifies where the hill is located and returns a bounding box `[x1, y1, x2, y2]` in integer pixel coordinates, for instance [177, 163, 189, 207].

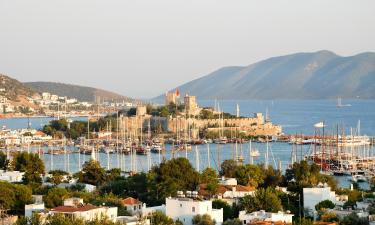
[0, 74, 38, 100]
[157, 50, 375, 100]
[24, 82, 133, 102]
[0, 74, 41, 111]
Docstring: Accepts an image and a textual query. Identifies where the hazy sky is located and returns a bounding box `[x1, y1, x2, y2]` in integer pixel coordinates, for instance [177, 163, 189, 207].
[1, 0, 374, 99]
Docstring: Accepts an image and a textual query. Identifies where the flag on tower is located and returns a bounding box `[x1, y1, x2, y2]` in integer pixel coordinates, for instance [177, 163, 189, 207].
[176, 89, 180, 98]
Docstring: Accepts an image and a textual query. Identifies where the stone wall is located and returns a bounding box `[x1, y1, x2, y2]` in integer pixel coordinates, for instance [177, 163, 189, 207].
[166, 113, 282, 138]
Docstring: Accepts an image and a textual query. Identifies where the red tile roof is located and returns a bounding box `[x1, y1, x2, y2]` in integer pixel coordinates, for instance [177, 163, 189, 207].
[123, 197, 141, 205]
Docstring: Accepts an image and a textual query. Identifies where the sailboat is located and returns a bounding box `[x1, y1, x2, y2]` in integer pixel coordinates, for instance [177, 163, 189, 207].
[337, 97, 351, 108]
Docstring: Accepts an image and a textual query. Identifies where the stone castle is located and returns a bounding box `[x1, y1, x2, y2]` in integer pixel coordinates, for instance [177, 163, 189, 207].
[119, 93, 282, 139]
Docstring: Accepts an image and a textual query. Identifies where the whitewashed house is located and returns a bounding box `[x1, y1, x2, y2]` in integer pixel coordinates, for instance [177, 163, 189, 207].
[0, 170, 25, 182]
[25, 195, 45, 218]
[49, 198, 117, 222]
[303, 184, 342, 215]
[25, 203, 45, 218]
[123, 197, 144, 216]
[238, 210, 294, 225]
[166, 191, 223, 225]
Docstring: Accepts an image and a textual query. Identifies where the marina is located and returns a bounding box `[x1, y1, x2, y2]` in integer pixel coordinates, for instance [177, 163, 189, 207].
[2, 99, 375, 191]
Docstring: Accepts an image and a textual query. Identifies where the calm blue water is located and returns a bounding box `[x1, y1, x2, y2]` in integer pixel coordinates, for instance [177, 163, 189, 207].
[199, 99, 375, 136]
[1, 99, 375, 189]
[0, 116, 88, 130]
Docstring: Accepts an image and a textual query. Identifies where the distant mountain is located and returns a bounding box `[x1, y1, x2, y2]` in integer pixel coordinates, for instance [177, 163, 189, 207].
[24, 82, 133, 102]
[0, 74, 38, 101]
[0, 74, 40, 111]
[157, 50, 375, 99]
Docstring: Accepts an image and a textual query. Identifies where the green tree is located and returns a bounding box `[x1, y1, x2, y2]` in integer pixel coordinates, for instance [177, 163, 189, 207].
[192, 214, 215, 225]
[13, 152, 45, 184]
[44, 214, 84, 225]
[200, 168, 219, 197]
[341, 212, 369, 225]
[320, 210, 339, 222]
[75, 160, 106, 185]
[212, 200, 236, 221]
[222, 219, 242, 225]
[260, 165, 283, 188]
[149, 211, 176, 225]
[285, 161, 337, 193]
[0, 182, 32, 215]
[48, 170, 69, 185]
[159, 106, 170, 117]
[0, 181, 16, 212]
[200, 168, 218, 184]
[292, 218, 313, 225]
[315, 200, 335, 211]
[234, 164, 264, 187]
[43, 188, 69, 208]
[13, 184, 33, 214]
[148, 158, 200, 205]
[0, 151, 8, 170]
[240, 187, 282, 213]
[105, 168, 122, 182]
[220, 160, 238, 178]
[343, 200, 357, 210]
[16, 214, 42, 225]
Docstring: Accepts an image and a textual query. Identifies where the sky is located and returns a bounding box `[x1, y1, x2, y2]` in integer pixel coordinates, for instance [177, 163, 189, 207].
[0, 0, 374, 99]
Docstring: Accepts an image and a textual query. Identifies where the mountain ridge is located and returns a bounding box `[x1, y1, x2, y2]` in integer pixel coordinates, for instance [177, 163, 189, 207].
[24, 81, 133, 102]
[155, 50, 375, 100]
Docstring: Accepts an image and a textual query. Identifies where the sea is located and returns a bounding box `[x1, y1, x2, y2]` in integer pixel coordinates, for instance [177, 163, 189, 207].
[1, 99, 375, 189]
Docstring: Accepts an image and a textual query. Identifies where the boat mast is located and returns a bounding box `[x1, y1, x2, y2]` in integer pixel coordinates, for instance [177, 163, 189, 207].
[249, 140, 253, 165]
[50, 144, 53, 171]
[265, 138, 269, 169]
[207, 144, 210, 168]
[116, 112, 120, 169]
[195, 145, 199, 172]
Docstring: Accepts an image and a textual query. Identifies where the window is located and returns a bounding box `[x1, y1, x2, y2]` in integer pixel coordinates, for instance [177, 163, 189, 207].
[192, 207, 195, 212]
[243, 220, 246, 224]
[134, 206, 136, 211]
[180, 204, 182, 207]
[139, 205, 141, 209]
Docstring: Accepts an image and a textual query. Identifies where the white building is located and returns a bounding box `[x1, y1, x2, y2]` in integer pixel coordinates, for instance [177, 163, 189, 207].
[219, 177, 238, 186]
[142, 205, 166, 217]
[49, 198, 117, 222]
[50, 95, 59, 101]
[25, 195, 45, 218]
[303, 185, 337, 215]
[25, 203, 45, 218]
[42, 92, 51, 100]
[0, 170, 25, 182]
[166, 192, 223, 225]
[238, 210, 294, 225]
[123, 197, 144, 216]
[66, 98, 78, 104]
